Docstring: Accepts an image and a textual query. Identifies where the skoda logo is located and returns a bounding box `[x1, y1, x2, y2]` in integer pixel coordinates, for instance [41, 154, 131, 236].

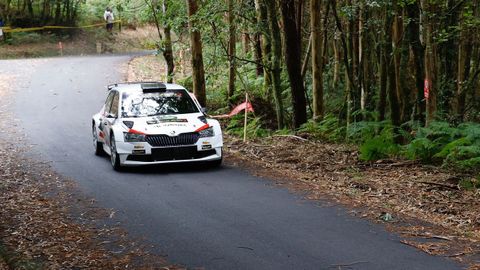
[170, 131, 176, 136]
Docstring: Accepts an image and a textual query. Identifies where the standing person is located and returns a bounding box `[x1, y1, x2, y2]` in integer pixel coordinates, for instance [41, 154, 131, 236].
[104, 7, 114, 32]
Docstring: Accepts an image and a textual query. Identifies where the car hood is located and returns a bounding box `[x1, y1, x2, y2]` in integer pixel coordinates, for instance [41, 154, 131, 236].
[124, 113, 209, 135]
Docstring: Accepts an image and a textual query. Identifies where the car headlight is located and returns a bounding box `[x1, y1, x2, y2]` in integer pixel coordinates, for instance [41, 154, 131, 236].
[123, 132, 146, 142]
[198, 127, 215, 138]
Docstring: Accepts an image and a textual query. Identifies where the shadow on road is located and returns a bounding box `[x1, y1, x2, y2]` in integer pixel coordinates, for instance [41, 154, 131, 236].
[98, 155, 225, 175]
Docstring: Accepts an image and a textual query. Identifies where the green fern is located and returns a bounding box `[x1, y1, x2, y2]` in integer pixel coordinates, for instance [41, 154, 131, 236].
[226, 115, 270, 139]
[404, 138, 439, 162]
[434, 137, 472, 159]
[443, 145, 480, 172]
[359, 130, 400, 161]
[298, 114, 344, 141]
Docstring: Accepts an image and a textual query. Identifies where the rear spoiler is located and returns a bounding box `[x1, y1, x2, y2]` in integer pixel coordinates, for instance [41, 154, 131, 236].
[107, 81, 165, 91]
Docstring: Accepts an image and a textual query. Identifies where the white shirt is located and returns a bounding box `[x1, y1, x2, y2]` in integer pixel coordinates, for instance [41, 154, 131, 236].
[104, 11, 114, 23]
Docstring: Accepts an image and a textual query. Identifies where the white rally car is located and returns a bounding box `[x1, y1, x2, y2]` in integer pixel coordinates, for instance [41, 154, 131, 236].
[92, 82, 223, 170]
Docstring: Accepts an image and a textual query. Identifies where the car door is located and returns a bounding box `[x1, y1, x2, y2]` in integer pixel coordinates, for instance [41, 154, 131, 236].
[101, 91, 117, 146]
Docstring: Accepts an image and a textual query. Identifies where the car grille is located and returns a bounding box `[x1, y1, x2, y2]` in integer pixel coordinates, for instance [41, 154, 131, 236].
[126, 147, 216, 162]
[146, 132, 199, 147]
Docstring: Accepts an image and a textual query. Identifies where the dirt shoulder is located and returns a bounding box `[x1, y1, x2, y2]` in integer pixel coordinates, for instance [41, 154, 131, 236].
[0, 63, 179, 269]
[223, 135, 480, 268]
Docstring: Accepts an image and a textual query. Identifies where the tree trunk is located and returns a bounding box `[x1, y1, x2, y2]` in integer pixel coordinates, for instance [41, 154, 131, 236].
[439, 0, 461, 115]
[360, 6, 374, 114]
[242, 32, 250, 54]
[332, 34, 340, 89]
[455, 11, 473, 121]
[26, 0, 34, 19]
[347, 0, 360, 121]
[280, 0, 307, 128]
[162, 1, 175, 83]
[227, 0, 236, 101]
[253, 33, 263, 76]
[405, 1, 426, 124]
[186, 0, 207, 107]
[386, 1, 402, 142]
[265, 0, 285, 129]
[392, 9, 405, 122]
[331, 0, 359, 125]
[377, 48, 387, 122]
[254, 0, 271, 91]
[54, 0, 61, 24]
[311, 0, 324, 121]
[421, 0, 437, 126]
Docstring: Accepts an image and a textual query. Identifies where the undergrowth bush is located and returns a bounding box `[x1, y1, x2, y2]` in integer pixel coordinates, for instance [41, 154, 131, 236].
[358, 126, 400, 161]
[226, 114, 270, 139]
[351, 121, 480, 171]
[346, 121, 391, 144]
[298, 114, 345, 141]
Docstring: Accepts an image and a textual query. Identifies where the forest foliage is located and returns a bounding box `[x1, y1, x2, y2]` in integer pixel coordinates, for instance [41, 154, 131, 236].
[2, 0, 480, 168]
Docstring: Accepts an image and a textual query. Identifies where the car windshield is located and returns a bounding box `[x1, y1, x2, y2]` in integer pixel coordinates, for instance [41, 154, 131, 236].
[121, 89, 199, 117]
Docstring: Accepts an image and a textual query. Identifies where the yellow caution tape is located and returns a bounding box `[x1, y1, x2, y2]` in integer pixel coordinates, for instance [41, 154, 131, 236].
[0, 20, 122, 33]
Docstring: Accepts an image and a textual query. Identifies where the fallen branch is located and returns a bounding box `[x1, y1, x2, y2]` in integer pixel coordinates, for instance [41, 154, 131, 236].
[443, 252, 465, 257]
[428, 235, 453, 241]
[411, 234, 453, 241]
[271, 135, 308, 141]
[400, 240, 419, 248]
[387, 161, 417, 167]
[418, 181, 458, 190]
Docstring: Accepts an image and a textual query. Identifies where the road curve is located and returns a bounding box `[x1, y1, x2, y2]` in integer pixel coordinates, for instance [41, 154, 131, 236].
[1, 55, 461, 270]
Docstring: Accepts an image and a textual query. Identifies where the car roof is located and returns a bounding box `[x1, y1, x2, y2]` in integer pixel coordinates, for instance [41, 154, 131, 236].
[108, 82, 187, 93]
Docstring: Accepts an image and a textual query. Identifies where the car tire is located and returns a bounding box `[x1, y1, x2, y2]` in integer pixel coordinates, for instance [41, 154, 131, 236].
[110, 135, 122, 171]
[93, 124, 104, 156]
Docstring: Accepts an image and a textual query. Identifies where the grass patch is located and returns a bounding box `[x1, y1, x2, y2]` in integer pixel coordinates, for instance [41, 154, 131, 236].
[0, 243, 43, 270]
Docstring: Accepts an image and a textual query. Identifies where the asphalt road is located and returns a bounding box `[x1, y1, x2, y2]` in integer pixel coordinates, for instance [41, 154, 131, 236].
[1, 55, 462, 270]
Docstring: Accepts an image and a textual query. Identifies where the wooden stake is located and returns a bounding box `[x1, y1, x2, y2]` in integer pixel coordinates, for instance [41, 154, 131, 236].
[58, 41, 63, 56]
[243, 92, 248, 142]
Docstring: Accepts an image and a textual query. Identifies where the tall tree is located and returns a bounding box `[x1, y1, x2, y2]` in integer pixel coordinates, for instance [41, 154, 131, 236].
[311, 0, 325, 121]
[405, 1, 426, 123]
[163, 0, 175, 83]
[255, 0, 272, 95]
[227, 0, 236, 102]
[389, 0, 402, 142]
[280, 0, 307, 128]
[265, 0, 285, 129]
[146, 0, 175, 83]
[421, 0, 438, 126]
[186, 0, 207, 107]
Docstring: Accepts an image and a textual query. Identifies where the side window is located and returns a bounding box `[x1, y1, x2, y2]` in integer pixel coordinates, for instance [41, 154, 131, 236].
[110, 92, 120, 117]
[104, 91, 115, 115]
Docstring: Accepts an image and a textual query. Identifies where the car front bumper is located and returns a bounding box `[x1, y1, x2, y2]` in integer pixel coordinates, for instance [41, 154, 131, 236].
[113, 136, 223, 166]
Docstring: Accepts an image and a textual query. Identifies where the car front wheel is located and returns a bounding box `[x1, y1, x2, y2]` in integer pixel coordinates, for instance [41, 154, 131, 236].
[110, 135, 122, 171]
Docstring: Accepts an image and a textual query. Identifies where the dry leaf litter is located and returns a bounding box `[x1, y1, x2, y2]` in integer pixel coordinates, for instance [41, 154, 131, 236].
[0, 64, 182, 269]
